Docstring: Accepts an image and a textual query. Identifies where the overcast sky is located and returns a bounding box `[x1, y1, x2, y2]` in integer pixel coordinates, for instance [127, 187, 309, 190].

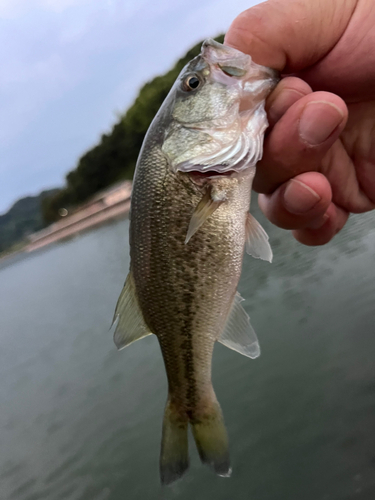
[0, 0, 259, 214]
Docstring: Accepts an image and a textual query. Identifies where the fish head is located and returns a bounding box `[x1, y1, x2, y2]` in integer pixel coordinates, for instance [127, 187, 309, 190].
[162, 39, 279, 176]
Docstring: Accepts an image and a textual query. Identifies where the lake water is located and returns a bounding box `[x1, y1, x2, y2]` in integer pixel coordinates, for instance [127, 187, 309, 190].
[1, 206, 375, 500]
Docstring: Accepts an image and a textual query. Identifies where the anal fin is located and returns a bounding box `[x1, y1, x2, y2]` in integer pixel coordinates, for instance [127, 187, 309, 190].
[245, 212, 273, 263]
[218, 292, 260, 359]
[111, 271, 152, 349]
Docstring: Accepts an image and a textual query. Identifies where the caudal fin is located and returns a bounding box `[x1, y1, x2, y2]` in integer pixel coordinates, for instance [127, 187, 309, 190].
[159, 397, 231, 485]
[160, 399, 189, 485]
[190, 401, 231, 477]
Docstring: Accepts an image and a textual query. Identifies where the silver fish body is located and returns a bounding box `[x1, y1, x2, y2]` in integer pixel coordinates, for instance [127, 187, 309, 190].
[113, 39, 278, 484]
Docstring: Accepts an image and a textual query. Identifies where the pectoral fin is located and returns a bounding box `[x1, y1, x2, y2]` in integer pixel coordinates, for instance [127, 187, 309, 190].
[218, 292, 260, 359]
[185, 190, 222, 244]
[245, 212, 273, 263]
[111, 271, 152, 349]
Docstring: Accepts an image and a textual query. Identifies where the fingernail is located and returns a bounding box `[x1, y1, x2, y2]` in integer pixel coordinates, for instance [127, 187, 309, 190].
[284, 179, 321, 214]
[268, 88, 306, 124]
[307, 213, 330, 229]
[299, 101, 344, 145]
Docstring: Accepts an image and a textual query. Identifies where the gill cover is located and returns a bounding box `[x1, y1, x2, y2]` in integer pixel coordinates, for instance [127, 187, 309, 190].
[162, 39, 278, 175]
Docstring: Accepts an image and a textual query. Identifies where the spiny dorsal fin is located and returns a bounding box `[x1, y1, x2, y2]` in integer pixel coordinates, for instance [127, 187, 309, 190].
[185, 189, 222, 244]
[111, 271, 152, 350]
[218, 292, 260, 359]
[245, 212, 273, 263]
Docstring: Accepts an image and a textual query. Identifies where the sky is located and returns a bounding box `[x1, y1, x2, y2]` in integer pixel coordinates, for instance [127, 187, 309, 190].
[0, 0, 259, 214]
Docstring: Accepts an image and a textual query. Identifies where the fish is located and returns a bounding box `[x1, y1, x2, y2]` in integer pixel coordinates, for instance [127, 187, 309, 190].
[112, 39, 278, 485]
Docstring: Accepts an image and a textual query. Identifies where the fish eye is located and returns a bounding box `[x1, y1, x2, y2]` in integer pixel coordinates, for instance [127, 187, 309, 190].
[183, 75, 201, 91]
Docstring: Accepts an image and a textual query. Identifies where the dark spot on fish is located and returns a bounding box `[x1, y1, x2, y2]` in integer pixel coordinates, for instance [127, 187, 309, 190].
[180, 339, 190, 351]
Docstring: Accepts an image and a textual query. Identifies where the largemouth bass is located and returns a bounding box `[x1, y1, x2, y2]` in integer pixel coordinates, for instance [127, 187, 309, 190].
[113, 39, 278, 484]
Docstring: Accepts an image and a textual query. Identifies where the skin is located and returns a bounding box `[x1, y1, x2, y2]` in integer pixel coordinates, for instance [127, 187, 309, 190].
[225, 0, 375, 245]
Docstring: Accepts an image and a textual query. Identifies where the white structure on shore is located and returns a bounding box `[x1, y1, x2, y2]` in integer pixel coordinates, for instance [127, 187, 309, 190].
[26, 181, 132, 252]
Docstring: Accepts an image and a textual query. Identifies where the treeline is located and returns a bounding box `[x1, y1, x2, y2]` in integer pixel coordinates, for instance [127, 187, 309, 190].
[42, 35, 224, 224]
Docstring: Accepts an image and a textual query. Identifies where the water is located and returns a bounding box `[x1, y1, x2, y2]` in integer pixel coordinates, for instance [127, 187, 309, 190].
[1, 208, 375, 500]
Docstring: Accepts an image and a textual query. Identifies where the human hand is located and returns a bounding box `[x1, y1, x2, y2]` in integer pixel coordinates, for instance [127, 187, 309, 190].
[225, 0, 375, 245]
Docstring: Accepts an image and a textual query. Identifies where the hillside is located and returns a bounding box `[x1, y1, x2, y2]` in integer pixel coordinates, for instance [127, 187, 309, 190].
[0, 189, 59, 253]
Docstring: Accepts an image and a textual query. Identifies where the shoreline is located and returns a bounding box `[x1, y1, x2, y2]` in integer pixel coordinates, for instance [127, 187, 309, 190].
[1, 181, 132, 261]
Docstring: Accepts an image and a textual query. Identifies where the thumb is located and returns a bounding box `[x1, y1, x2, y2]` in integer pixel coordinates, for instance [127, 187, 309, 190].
[224, 0, 357, 72]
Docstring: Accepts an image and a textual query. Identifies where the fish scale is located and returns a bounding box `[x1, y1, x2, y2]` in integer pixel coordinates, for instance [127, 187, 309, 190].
[132, 160, 247, 401]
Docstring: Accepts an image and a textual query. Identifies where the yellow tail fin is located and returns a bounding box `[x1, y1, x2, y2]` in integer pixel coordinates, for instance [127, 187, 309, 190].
[190, 401, 231, 477]
[159, 397, 231, 484]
